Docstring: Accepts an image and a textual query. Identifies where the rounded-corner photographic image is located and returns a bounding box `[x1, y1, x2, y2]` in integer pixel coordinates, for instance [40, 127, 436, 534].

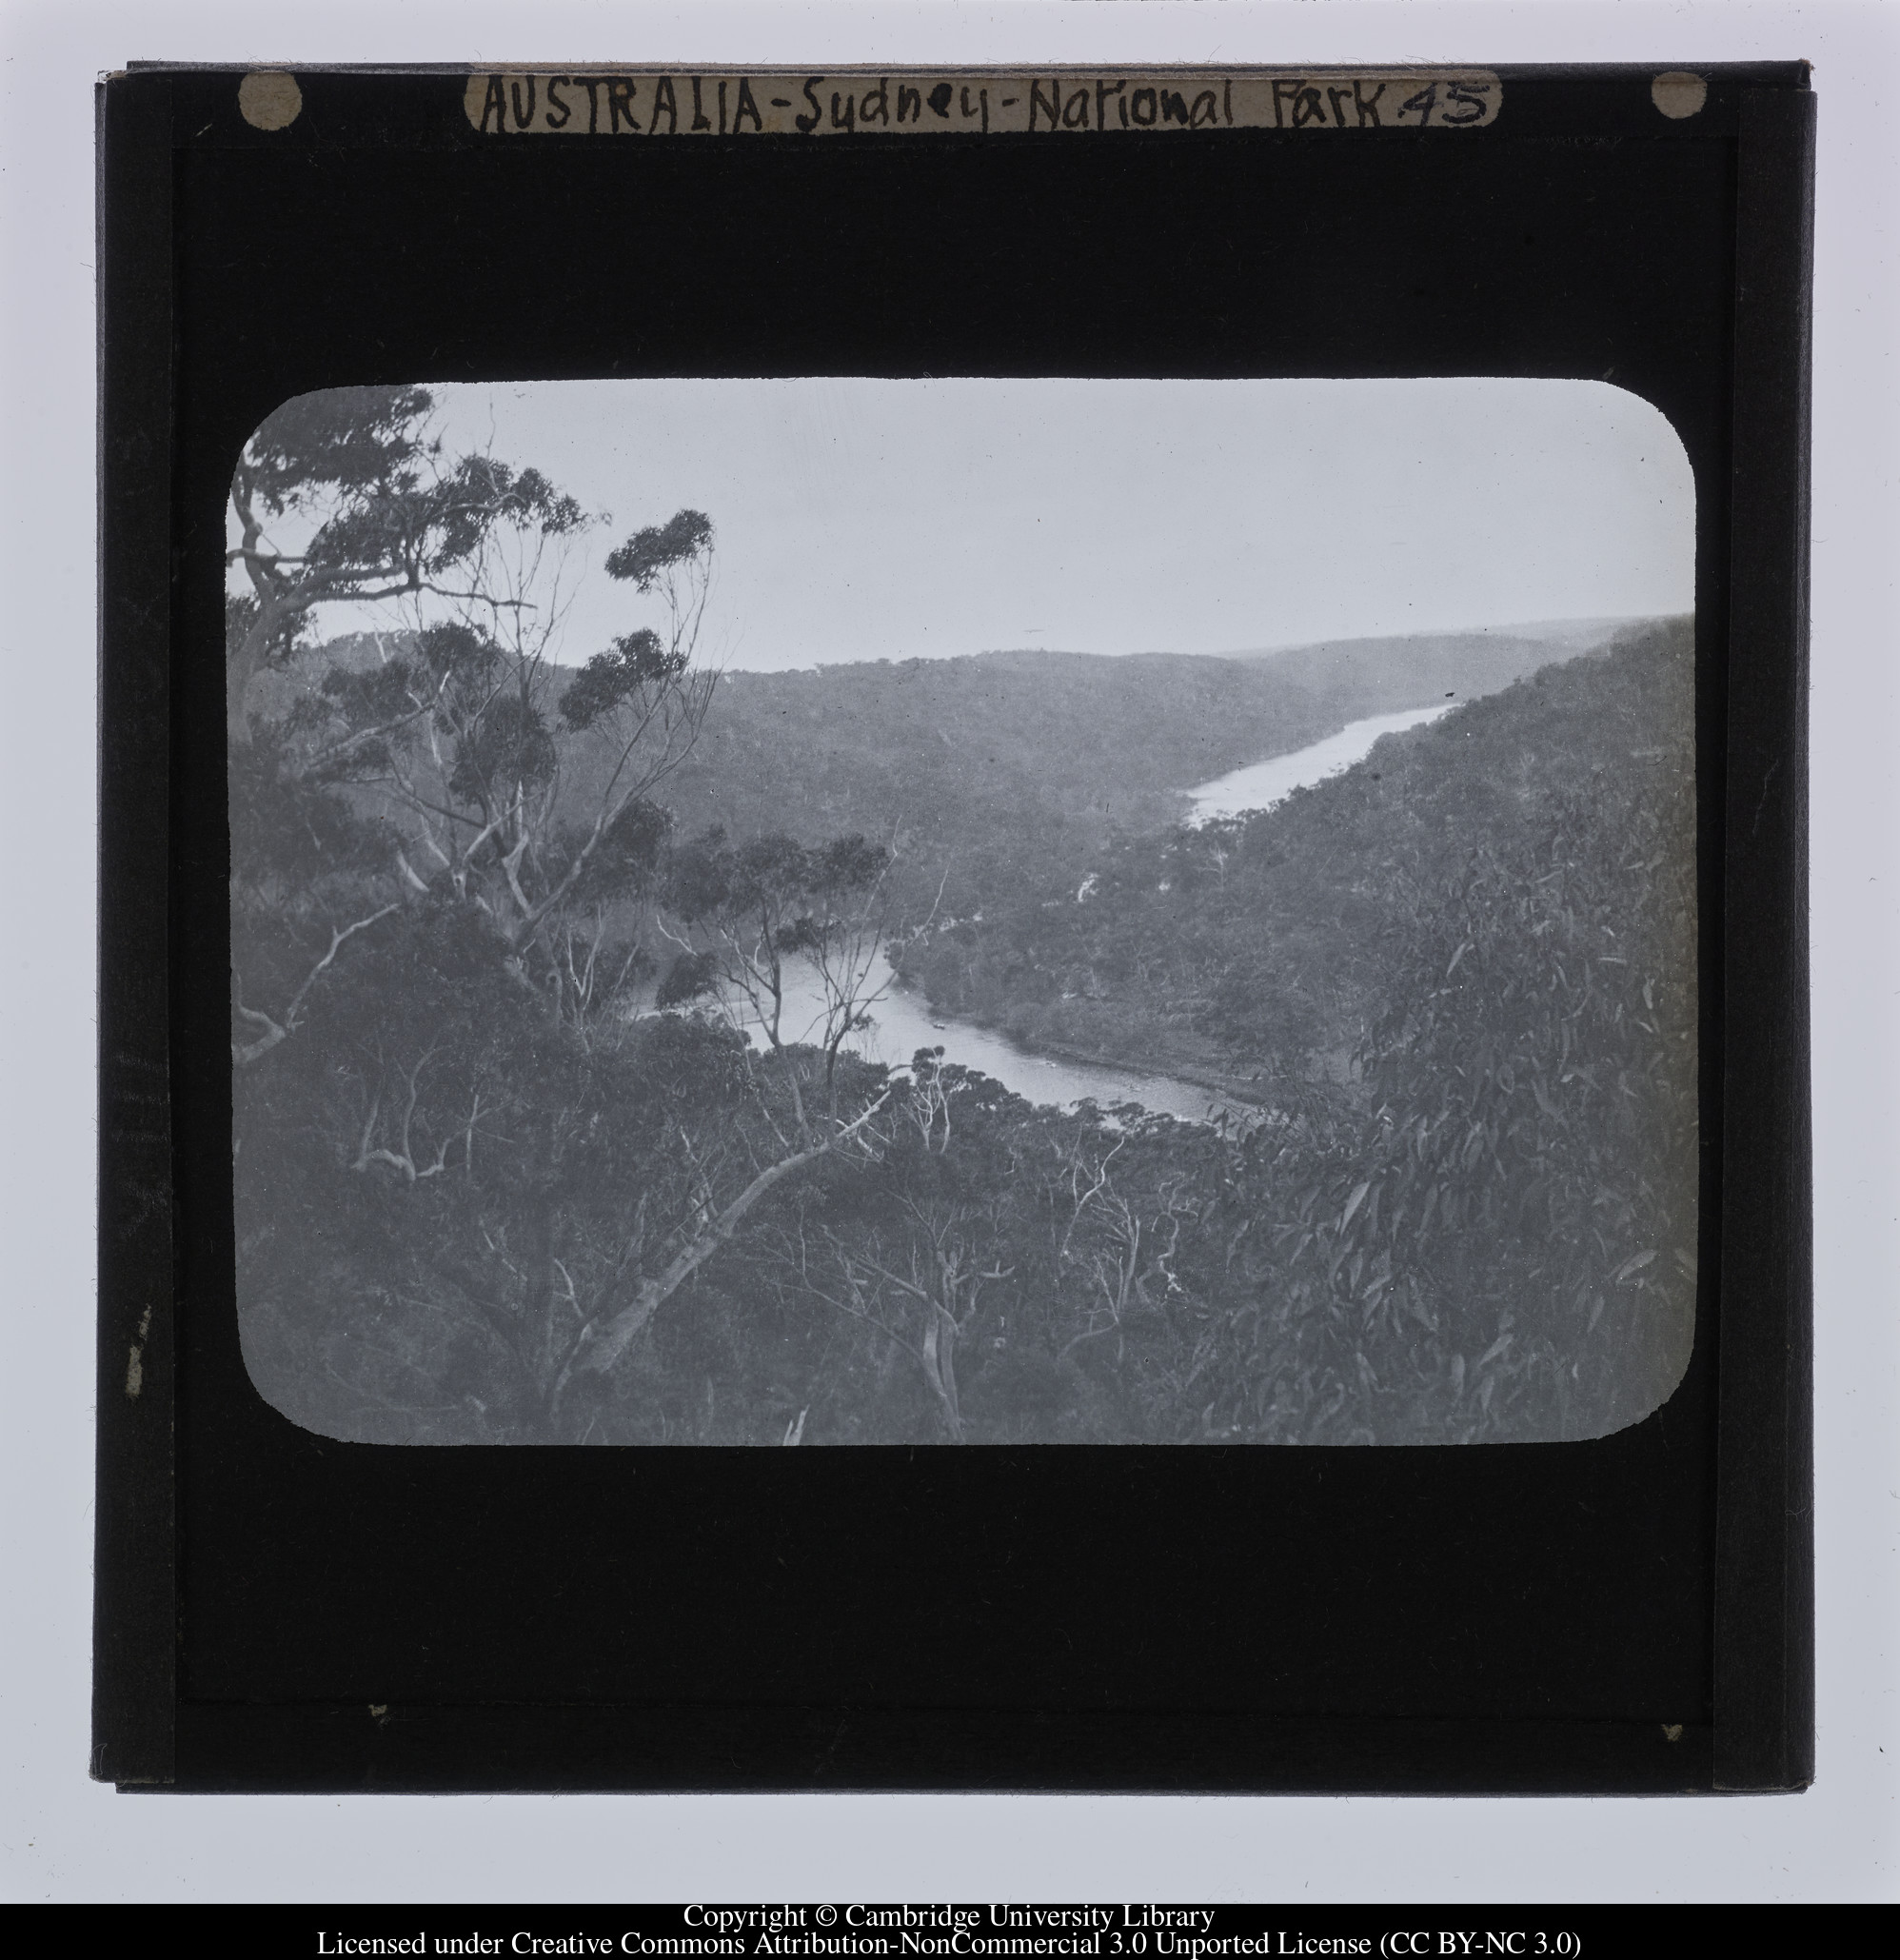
[227, 375, 1698, 1449]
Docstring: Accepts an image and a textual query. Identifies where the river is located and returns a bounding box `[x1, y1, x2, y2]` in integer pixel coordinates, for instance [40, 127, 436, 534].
[1185, 703, 1454, 822]
[728, 703, 1455, 1126]
[759, 955, 1247, 1126]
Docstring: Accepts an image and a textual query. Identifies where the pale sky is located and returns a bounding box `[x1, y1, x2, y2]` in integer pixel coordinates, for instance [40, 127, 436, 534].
[298, 376, 1696, 671]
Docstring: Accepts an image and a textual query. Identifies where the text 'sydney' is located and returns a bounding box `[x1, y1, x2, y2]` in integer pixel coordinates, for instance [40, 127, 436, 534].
[465, 71, 1503, 138]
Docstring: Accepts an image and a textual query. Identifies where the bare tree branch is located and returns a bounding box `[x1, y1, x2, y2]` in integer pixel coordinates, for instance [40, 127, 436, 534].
[233, 904, 398, 1065]
[548, 1081, 898, 1421]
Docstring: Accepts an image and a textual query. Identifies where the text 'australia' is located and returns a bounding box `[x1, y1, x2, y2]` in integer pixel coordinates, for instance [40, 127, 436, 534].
[465, 70, 1502, 138]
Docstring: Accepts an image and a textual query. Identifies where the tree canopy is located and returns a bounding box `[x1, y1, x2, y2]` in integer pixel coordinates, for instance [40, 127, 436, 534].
[227, 387, 1697, 1448]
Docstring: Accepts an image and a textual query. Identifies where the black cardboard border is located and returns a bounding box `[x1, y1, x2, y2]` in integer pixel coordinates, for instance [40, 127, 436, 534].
[92, 69, 178, 1792]
[167, 1704, 1714, 1797]
[1712, 86, 1816, 1794]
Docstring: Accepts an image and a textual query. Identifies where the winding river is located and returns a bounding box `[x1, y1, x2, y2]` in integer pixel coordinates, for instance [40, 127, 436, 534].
[733, 704, 1455, 1126]
[761, 956, 1242, 1125]
[1186, 703, 1453, 822]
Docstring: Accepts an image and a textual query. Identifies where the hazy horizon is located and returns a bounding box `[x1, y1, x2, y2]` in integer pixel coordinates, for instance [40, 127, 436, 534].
[259, 377, 1696, 673]
[324, 609, 1676, 676]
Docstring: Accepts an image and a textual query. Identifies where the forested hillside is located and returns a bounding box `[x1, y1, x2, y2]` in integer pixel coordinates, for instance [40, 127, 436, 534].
[308, 623, 1620, 928]
[899, 618, 1694, 1089]
[1228, 620, 1637, 698]
[566, 631, 1603, 919]
[228, 386, 1696, 1451]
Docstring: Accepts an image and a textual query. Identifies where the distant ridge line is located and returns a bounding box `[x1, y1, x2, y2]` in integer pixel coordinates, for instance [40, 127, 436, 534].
[316, 615, 1681, 678]
[960, 614, 1671, 670]
[1173, 614, 1672, 666]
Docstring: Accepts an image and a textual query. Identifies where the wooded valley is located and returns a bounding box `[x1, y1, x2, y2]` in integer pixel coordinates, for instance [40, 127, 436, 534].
[228, 386, 1698, 1446]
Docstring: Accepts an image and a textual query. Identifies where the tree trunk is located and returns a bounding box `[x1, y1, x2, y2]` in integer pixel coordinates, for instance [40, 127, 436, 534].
[544, 1086, 894, 1433]
[228, 596, 308, 748]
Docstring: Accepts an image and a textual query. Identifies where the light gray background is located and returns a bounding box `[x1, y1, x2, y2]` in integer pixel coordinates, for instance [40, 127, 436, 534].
[5, 0, 1893, 1905]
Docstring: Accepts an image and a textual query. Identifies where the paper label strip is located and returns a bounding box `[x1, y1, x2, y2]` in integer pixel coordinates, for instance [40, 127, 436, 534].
[464, 70, 1503, 138]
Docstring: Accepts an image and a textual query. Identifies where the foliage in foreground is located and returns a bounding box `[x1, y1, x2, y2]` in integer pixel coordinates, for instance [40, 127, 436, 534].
[229, 388, 1696, 1446]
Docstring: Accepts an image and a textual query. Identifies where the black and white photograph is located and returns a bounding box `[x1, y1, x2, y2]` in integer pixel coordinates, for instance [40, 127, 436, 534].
[6, 0, 1883, 1898]
[228, 375, 1698, 1448]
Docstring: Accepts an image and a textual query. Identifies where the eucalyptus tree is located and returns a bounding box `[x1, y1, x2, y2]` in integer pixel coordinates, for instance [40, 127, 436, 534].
[659, 826, 901, 1114]
[228, 384, 720, 1053]
[226, 386, 589, 749]
[227, 387, 912, 1442]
